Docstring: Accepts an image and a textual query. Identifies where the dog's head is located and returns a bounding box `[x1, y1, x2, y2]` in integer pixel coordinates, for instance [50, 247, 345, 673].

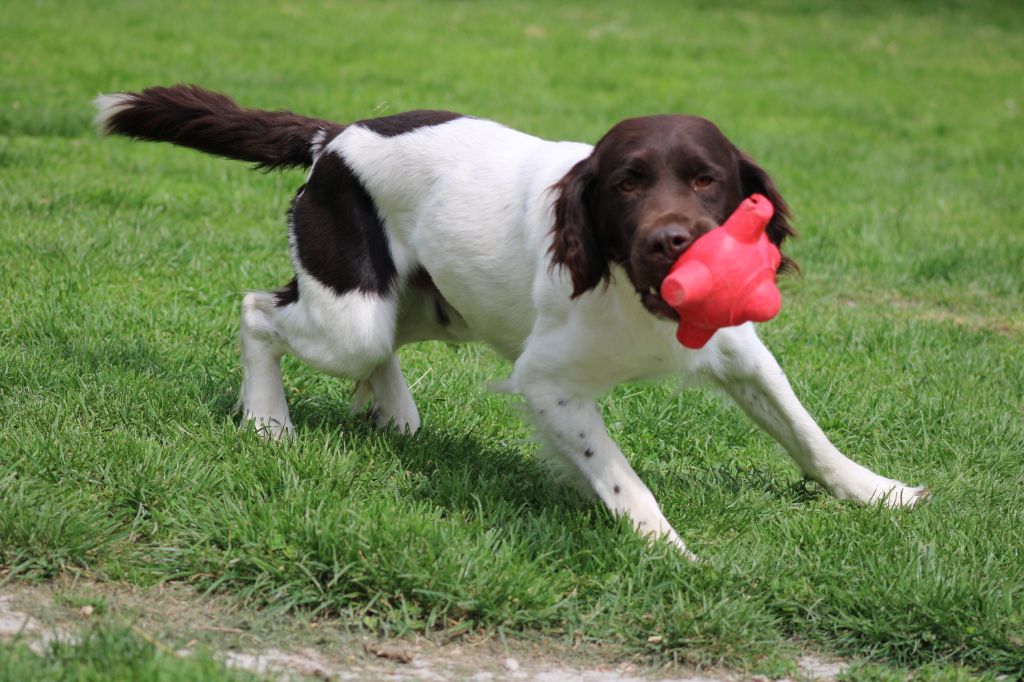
[550, 115, 795, 319]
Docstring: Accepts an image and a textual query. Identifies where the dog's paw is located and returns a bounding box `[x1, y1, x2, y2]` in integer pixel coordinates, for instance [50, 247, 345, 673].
[829, 470, 930, 510]
[243, 413, 294, 441]
[639, 523, 699, 562]
[670, 536, 700, 562]
[871, 482, 930, 509]
[351, 380, 421, 435]
[367, 404, 421, 435]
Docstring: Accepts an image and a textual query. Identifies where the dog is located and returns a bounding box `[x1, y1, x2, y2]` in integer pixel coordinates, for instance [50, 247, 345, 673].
[94, 85, 927, 558]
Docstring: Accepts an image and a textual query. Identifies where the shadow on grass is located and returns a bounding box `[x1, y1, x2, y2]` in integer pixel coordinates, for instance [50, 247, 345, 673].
[286, 393, 588, 518]
[673, 463, 823, 505]
[282, 387, 824, 536]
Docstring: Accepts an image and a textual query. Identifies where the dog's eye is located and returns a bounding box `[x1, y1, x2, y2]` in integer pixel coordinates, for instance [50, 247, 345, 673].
[693, 175, 715, 190]
[617, 178, 639, 193]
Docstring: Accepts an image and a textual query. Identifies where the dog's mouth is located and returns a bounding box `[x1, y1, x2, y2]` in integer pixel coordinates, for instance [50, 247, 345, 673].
[627, 249, 685, 323]
[639, 286, 679, 321]
[629, 261, 680, 322]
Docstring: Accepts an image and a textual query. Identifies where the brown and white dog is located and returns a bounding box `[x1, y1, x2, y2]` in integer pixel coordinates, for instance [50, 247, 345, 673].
[95, 85, 927, 558]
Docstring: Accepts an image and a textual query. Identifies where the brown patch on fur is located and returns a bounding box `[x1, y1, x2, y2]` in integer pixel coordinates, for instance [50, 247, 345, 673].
[549, 115, 797, 306]
[273, 277, 300, 307]
[356, 110, 463, 138]
[289, 153, 397, 295]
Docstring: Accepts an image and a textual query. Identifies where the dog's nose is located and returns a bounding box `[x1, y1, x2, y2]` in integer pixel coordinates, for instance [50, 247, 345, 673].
[644, 225, 694, 262]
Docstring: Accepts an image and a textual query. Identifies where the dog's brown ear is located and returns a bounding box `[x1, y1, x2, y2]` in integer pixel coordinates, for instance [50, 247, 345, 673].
[736, 148, 798, 273]
[549, 156, 610, 297]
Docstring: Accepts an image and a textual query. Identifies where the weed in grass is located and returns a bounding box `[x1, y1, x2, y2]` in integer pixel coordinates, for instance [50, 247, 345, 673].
[53, 592, 109, 618]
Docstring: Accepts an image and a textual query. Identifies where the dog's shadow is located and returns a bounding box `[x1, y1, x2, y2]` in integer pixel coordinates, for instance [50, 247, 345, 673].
[212, 380, 822, 535]
[672, 462, 824, 505]
[282, 396, 585, 519]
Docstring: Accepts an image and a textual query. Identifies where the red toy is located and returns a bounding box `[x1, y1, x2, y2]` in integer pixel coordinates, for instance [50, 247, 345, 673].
[659, 193, 782, 349]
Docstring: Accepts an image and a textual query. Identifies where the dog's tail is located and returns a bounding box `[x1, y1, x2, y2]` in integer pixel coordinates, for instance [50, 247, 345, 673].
[93, 84, 343, 170]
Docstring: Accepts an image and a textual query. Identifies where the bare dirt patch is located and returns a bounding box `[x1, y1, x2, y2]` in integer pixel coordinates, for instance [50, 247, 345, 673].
[0, 577, 847, 681]
[836, 290, 1023, 337]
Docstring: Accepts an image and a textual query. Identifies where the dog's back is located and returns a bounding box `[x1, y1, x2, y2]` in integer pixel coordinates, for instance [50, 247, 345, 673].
[330, 119, 590, 355]
[95, 85, 591, 357]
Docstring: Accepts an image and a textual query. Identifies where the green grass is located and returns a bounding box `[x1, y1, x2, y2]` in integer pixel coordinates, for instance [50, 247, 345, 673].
[0, 625, 256, 682]
[2, 0, 1023, 678]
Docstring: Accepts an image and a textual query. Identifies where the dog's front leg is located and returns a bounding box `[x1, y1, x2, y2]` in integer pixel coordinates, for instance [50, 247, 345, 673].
[513, 365, 697, 560]
[708, 325, 928, 508]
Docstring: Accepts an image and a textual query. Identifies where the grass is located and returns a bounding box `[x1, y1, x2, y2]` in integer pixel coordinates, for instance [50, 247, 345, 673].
[2, 0, 1023, 678]
[0, 625, 257, 682]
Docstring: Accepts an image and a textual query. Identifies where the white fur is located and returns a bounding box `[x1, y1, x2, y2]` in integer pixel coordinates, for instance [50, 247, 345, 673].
[240, 117, 927, 556]
[275, 270, 396, 378]
[92, 93, 135, 133]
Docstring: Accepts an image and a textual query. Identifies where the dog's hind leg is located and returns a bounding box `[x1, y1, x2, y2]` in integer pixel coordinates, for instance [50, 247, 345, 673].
[348, 272, 474, 435]
[240, 275, 403, 438]
[350, 275, 480, 434]
[239, 290, 293, 439]
[350, 354, 420, 434]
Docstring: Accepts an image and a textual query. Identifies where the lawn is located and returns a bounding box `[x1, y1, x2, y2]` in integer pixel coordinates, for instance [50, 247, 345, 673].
[1, 0, 1022, 679]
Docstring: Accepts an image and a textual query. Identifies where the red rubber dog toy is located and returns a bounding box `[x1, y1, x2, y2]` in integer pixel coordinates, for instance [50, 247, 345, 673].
[660, 193, 782, 349]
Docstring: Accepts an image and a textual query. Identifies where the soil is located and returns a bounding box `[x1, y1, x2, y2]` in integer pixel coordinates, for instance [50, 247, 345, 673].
[0, 577, 846, 681]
